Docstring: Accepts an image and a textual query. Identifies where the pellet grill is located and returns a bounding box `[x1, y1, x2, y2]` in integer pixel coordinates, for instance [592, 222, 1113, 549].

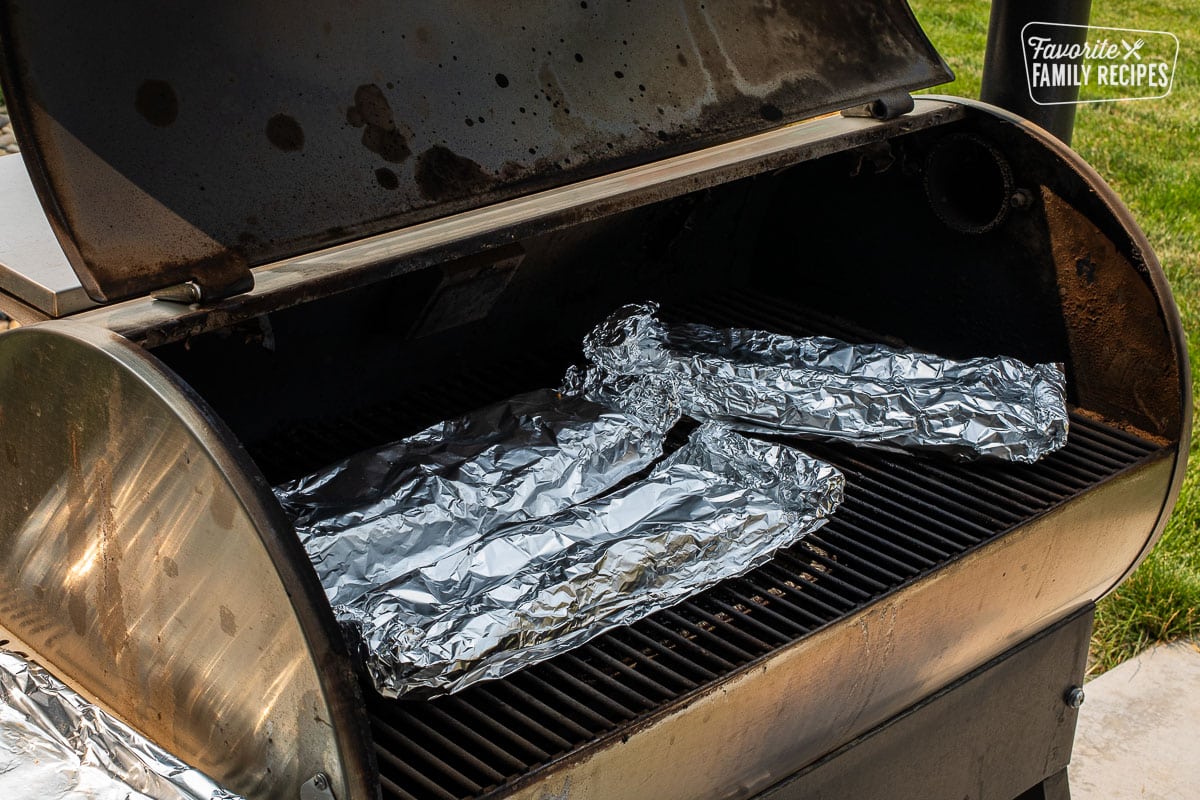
[0, 3, 1188, 800]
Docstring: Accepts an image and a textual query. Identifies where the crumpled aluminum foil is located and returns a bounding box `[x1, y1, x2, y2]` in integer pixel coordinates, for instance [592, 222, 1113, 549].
[0, 649, 240, 800]
[349, 422, 843, 697]
[581, 303, 1069, 462]
[276, 384, 679, 607]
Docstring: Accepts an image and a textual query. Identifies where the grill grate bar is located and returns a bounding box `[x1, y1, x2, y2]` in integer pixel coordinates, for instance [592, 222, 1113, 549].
[383, 710, 510, 785]
[754, 562, 856, 618]
[1044, 446, 1122, 482]
[576, 644, 680, 700]
[508, 672, 617, 732]
[371, 716, 486, 796]
[655, 609, 759, 663]
[721, 585, 813, 637]
[380, 775, 422, 800]
[486, 681, 597, 743]
[557, 652, 660, 711]
[735, 572, 833, 628]
[796, 544, 890, 594]
[831, 502, 954, 561]
[1067, 419, 1153, 458]
[700, 595, 794, 647]
[253, 287, 1168, 800]
[823, 456, 995, 544]
[674, 603, 776, 654]
[593, 636, 700, 693]
[814, 524, 928, 577]
[373, 744, 463, 800]
[613, 626, 725, 682]
[1076, 418, 1160, 454]
[770, 551, 869, 606]
[420, 705, 531, 773]
[912, 461, 1054, 519]
[468, 687, 578, 753]
[443, 697, 547, 765]
[806, 534, 907, 585]
[533, 662, 641, 721]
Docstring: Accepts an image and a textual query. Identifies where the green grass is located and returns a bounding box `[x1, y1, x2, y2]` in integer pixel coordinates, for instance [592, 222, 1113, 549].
[910, 0, 1200, 673]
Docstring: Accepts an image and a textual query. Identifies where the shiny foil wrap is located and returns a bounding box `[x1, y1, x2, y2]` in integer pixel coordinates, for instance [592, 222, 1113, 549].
[276, 385, 678, 607]
[0, 649, 240, 800]
[582, 303, 1069, 462]
[350, 422, 843, 697]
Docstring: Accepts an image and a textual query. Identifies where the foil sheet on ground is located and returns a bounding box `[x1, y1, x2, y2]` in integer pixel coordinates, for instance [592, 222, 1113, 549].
[581, 303, 1069, 463]
[351, 422, 843, 697]
[276, 384, 679, 607]
[0, 649, 241, 800]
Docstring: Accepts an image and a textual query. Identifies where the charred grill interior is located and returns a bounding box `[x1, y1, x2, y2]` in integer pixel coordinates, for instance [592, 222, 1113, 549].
[145, 116, 1179, 799]
[246, 290, 1163, 800]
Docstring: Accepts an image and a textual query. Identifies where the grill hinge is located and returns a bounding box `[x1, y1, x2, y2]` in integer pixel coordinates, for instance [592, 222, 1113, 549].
[841, 90, 916, 121]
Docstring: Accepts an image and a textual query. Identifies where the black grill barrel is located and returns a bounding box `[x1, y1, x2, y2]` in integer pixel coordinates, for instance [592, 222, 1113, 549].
[982, 0, 1093, 143]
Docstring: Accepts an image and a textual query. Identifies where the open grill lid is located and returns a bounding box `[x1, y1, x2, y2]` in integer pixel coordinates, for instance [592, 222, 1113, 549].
[0, 1, 949, 305]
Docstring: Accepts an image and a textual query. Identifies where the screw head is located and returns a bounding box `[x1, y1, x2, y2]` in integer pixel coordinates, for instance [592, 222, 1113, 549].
[1065, 686, 1085, 708]
[1010, 189, 1034, 210]
[312, 773, 329, 791]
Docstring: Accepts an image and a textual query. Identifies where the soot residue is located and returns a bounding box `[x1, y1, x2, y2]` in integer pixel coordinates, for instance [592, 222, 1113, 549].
[135, 79, 178, 127]
[375, 167, 400, 190]
[415, 145, 490, 201]
[346, 84, 411, 163]
[266, 114, 305, 151]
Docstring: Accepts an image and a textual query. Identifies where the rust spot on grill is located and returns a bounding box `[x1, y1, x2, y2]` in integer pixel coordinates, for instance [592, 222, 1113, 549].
[162, 557, 179, 578]
[219, 605, 238, 637]
[266, 114, 305, 152]
[346, 84, 411, 163]
[68, 594, 88, 637]
[210, 476, 235, 530]
[760, 103, 783, 122]
[415, 146, 490, 201]
[135, 79, 178, 127]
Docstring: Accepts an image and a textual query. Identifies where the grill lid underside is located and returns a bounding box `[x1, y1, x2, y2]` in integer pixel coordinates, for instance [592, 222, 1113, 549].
[0, 0, 949, 304]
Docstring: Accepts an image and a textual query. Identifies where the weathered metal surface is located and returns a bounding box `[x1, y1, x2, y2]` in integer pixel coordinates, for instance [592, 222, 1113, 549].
[70, 100, 962, 343]
[0, 323, 375, 800]
[922, 95, 1191, 591]
[0, 154, 93, 316]
[755, 607, 1092, 800]
[0, 0, 949, 303]
[496, 454, 1173, 800]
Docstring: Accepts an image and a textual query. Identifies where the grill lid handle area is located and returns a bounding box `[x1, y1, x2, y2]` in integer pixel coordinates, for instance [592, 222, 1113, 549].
[0, 1, 950, 305]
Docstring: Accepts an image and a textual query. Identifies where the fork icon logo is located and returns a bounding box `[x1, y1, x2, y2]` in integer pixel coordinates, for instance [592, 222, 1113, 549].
[1122, 39, 1145, 60]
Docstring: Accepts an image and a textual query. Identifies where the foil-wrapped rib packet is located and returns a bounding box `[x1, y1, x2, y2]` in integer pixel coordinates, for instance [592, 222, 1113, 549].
[581, 303, 1069, 463]
[351, 422, 843, 697]
[0, 649, 241, 800]
[276, 382, 679, 608]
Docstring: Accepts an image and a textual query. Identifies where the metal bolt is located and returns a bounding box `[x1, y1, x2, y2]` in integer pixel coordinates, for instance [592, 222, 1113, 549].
[1064, 686, 1085, 708]
[312, 774, 329, 791]
[1010, 188, 1034, 210]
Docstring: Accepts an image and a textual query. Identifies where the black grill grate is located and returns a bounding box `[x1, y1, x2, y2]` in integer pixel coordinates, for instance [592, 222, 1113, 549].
[246, 289, 1164, 800]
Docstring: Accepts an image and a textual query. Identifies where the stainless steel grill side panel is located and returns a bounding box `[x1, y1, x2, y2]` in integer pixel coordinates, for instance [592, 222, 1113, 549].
[0, 323, 375, 800]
